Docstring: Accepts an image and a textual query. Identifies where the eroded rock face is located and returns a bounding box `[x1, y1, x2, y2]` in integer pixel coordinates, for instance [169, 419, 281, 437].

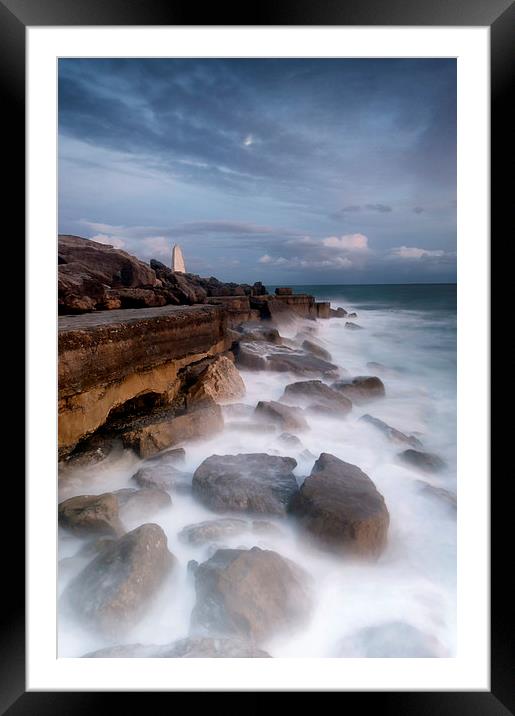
[332, 376, 385, 403]
[113, 488, 172, 521]
[186, 355, 246, 405]
[398, 449, 446, 473]
[192, 453, 299, 515]
[178, 518, 249, 545]
[255, 400, 309, 432]
[58, 493, 124, 537]
[281, 380, 352, 414]
[191, 547, 312, 642]
[301, 340, 332, 361]
[334, 621, 444, 658]
[62, 523, 175, 634]
[84, 637, 271, 658]
[289, 453, 389, 558]
[360, 414, 422, 448]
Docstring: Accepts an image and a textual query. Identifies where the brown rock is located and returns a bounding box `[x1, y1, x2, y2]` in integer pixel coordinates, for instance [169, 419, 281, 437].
[58, 493, 124, 537]
[255, 400, 309, 432]
[301, 339, 332, 361]
[332, 376, 385, 403]
[360, 414, 422, 448]
[281, 380, 352, 414]
[289, 453, 389, 558]
[191, 547, 312, 642]
[330, 307, 348, 318]
[187, 355, 246, 405]
[192, 453, 299, 516]
[178, 518, 249, 545]
[62, 523, 175, 634]
[345, 321, 363, 330]
[113, 487, 172, 520]
[105, 288, 167, 309]
[398, 449, 447, 473]
[275, 287, 293, 296]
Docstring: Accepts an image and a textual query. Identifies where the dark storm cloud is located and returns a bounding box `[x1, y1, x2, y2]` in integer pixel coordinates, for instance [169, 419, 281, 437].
[58, 58, 456, 283]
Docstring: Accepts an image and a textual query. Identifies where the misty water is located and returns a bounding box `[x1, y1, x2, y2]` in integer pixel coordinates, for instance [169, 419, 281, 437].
[58, 283, 457, 658]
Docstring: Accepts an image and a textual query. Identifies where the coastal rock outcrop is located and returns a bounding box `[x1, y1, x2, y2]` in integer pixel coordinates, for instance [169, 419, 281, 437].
[281, 380, 352, 414]
[185, 355, 246, 405]
[254, 400, 309, 432]
[192, 453, 298, 515]
[398, 449, 446, 473]
[84, 637, 271, 658]
[190, 547, 312, 642]
[331, 376, 385, 403]
[289, 453, 389, 558]
[58, 493, 124, 537]
[62, 523, 175, 634]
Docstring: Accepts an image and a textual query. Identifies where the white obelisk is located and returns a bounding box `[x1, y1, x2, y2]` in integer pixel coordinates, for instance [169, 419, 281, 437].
[171, 244, 186, 273]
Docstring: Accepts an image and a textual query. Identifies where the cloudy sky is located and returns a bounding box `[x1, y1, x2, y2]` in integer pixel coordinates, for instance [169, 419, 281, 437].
[58, 58, 456, 284]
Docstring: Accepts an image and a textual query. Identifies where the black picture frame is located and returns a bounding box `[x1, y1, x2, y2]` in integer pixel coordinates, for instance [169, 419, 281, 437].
[5, 0, 509, 711]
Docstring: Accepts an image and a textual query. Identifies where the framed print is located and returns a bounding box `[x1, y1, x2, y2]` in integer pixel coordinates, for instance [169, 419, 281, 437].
[4, 0, 510, 711]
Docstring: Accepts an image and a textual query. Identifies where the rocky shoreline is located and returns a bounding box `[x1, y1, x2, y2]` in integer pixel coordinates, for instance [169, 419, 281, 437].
[58, 236, 453, 658]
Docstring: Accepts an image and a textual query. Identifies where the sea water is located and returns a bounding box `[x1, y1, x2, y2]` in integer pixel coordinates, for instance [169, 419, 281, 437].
[58, 283, 457, 658]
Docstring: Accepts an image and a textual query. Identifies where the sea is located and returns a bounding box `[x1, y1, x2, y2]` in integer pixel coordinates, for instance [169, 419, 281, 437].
[58, 283, 457, 658]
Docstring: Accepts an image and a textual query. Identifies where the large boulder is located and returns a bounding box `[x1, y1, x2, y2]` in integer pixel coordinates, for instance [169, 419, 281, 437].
[301, 340, 332, 362]
[398, 449, 446, 473]
[331, 376, 385, 403]
[131, 461, 191, 493]
[191, 547, 312, 642]
[58, 493, 124, 537]
[254, 400, 309, 432]
[192, 453, 299, 516]
[266, 351, 339, 377]
[62, 523, 175, 634]
[186, 355, 246, 405]
[360, 414, 422, 448]
[178, 518, 249, 545]
[334, 621, 444, 657]
[281, 380, 352, 414]
[289, 453, 389, 558]
[84, 637, 271, 658]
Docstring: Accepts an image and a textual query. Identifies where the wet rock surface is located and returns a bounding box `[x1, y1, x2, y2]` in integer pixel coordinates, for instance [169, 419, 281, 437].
[58, 493, 124, 538]
[62, 524, 176, 634]
[192, 453, 299, 515]
[281, 380, 352, 414]
[331, 376, 385, 403]
[84, 637, 271, 658]
[289, 453, 390, 558]
[360, 414, 422, 448]
[191, 547, 312, 642]
[255, 400, 309, 432]
[398, 449, 446, 473]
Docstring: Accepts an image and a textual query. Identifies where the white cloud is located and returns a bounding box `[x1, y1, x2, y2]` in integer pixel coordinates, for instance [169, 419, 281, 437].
[259, 254, 273, 264]
[90, 233, 126, 249]
[322, 233, 369, 251]
[389, 246, 445, 259]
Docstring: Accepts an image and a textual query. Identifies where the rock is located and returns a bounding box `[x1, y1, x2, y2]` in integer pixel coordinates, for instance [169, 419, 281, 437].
[345, 321, 362, 330]
[301, 340, 332, 361]
[415, 481, 456, 511]
[334, 621, 444, 657]
[347, 312, 358, 318]
[331, 376, 385, 403]
[236, 341, 269, 371]
[255, 400, 309, 432]
[146, 447, 186, 465]
[278, 432, 303, 448]
[289, 453, 389, 558]
[281, 380, 352, 414]
[178, 518, 249, 546]
[122, 401, 224, 458]
[131, 462, 191, 493]
[275, 287, 293, 296]
[237, 324, 283, 345]
[191, 547, 312, 642]
[266, 351, 339, 377]
[62, 524, 175, 634]
[315, 302, 331, 319]
[398, 449, 447, 473]
[58, 493, 124, 537]
[105, 288, 167, 309]
[113, 487, 172, 520]
[192, 453, 299, 515]
[222, 403, 255, 420]
[360, 414, 422, 448]
[251, 520, 284, 538]
[186, 355, 246, 405]
[330, 307, 348, 318]
[84, 637, 271, 658]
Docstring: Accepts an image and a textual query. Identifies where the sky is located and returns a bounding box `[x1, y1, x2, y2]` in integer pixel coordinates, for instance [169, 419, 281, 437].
[58, 58, 456, 284]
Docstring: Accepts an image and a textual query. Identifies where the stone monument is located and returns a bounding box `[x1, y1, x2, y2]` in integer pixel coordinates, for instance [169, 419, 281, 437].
[171, 244, 186, 273]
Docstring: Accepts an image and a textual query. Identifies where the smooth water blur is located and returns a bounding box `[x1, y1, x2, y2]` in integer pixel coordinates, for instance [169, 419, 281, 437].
[58, 284, 457, 658]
